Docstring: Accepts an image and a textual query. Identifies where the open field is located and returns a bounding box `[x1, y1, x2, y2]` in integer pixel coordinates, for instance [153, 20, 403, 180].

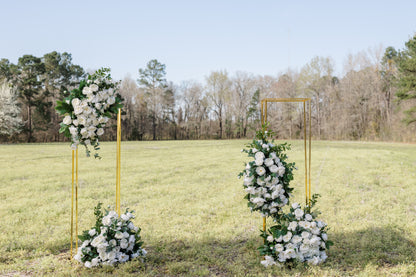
[1, 140, 416, 276]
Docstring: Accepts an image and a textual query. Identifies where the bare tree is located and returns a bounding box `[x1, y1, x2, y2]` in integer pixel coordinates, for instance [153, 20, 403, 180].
[206, 70, 230, 139]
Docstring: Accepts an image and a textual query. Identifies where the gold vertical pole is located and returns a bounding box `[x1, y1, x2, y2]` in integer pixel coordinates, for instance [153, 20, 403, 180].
[70, 150, 74, 259]
[116, 108, 121, 215]
[265, 100, 268, 124]
[261, 100, 264, 125]
[75, 147, 78, 250]
[303, 101, 308, 206]
[308, 100, 312, 202]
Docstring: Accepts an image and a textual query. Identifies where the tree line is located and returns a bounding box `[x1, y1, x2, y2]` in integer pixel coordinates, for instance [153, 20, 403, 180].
[1, 35, 416, 143]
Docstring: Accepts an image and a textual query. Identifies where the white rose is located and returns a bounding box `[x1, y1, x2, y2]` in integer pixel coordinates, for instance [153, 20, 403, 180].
[87, 125, 97, 133]
[283, 232, 292, 242]
[267, 235, 274, 242]
[69, 126, 77, 136]
[91, 257, 99, 267]
[82, 86, 92, 95]
[107, 96, 116, 105]
[97, 128, 104, 136]
[307, 256, 321, 265]
[80, 128, 88, 138]
[294, 208, 304, 219]
[74, 106, 83, 115]
[305, 214, 313, 221]
[291, 235, 302, 244]
[251, 197, 265, 207]
[270, 152, 277, 159]
[252, 148, 258, 153]
[260, 255, 276, 267]
[72, 119, 78, 126]
[264, 158, 274, 167]
[107, 251, 116, 262]
[322, 233, 328, 241]
[320, 251, 328, 261]
[90, 84, 99, 92]
[288, 221, 297, 231]
[255, 159, 263, 166]
[72, 98, 81, 107]
[63, 115, 72, 125]
[84, 261, 92, 268]
[102, 216, 112, 226]
[275, 244, 284, 252]
[310, 235, 321, 246]
[255, 152, 265, 161]
[245, 186, 256, 195]
[88, 229, 96, 236]
[256, 166, 266, 176]
[120, 238, 128, 249]
[115, 231, 124, 239]
[118, 252, 129, 263]
[78, 116, 87, 126]
[291, 203, 299, 209]
[301, 231, 311, 239]
[128, 222, 135, 230]
[129, 235, 135, 243]
[269, 165, 278, 173]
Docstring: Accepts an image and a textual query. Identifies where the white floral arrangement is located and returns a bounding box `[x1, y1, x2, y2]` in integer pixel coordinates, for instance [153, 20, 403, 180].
[239, 125, 296, 217]
[74, 203, 146, 267]
[56, 68, 123, 158]
[259, 198, 332, 267]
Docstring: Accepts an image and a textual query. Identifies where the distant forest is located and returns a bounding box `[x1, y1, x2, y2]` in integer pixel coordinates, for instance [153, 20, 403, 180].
[1, 35, 416, 143]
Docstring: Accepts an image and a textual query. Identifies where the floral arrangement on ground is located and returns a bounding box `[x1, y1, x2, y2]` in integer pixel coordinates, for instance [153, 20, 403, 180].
[55, 68, 123, 158]
[74, 203, 146, 267]
[259, 196, 333, 267]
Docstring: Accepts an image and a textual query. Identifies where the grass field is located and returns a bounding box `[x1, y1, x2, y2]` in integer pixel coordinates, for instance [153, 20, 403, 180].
[1, 139, 416, 276]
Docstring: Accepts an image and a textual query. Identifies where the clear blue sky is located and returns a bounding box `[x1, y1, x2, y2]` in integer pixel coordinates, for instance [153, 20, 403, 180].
[1, 0, 415, 83]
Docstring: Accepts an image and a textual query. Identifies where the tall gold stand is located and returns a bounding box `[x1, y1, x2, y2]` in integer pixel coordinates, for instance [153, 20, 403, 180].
[70, 148, 78, 258]
[70, 108, 122, 259]
[116, 108, 121, 215]
[260, 98, 312, 233]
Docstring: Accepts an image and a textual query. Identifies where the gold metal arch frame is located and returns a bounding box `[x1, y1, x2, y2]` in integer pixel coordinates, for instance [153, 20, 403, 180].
[70, 108, 122, 258]
[260, 98, 312, 233]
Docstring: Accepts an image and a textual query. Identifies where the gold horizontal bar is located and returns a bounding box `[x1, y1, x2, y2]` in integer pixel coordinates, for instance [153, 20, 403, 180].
[261, 98, 311, 103]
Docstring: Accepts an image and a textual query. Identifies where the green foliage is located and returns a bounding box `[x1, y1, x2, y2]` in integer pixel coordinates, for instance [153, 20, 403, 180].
[396, 35, 416, 125]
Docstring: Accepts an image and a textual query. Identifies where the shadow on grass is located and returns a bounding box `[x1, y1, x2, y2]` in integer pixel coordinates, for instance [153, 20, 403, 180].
[140, 226, 416, 276]
[325, 226, 416, 271]
[23, 226, 416, 276]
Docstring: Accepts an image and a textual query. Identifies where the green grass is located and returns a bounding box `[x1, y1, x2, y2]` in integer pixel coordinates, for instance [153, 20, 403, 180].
[1, 140, 416, 276]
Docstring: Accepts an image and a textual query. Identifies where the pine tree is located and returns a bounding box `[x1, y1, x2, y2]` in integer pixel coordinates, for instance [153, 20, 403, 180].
[396, 35, 416, 125]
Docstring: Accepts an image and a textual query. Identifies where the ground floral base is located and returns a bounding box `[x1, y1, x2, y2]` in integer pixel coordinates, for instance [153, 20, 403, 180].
[74, 203, 146, 267]
[259, 200, 332, 267]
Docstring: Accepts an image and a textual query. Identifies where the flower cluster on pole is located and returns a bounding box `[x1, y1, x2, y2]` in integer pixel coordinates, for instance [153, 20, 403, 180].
[55, 68, 123, 158]
[239, 125, 296, 217]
